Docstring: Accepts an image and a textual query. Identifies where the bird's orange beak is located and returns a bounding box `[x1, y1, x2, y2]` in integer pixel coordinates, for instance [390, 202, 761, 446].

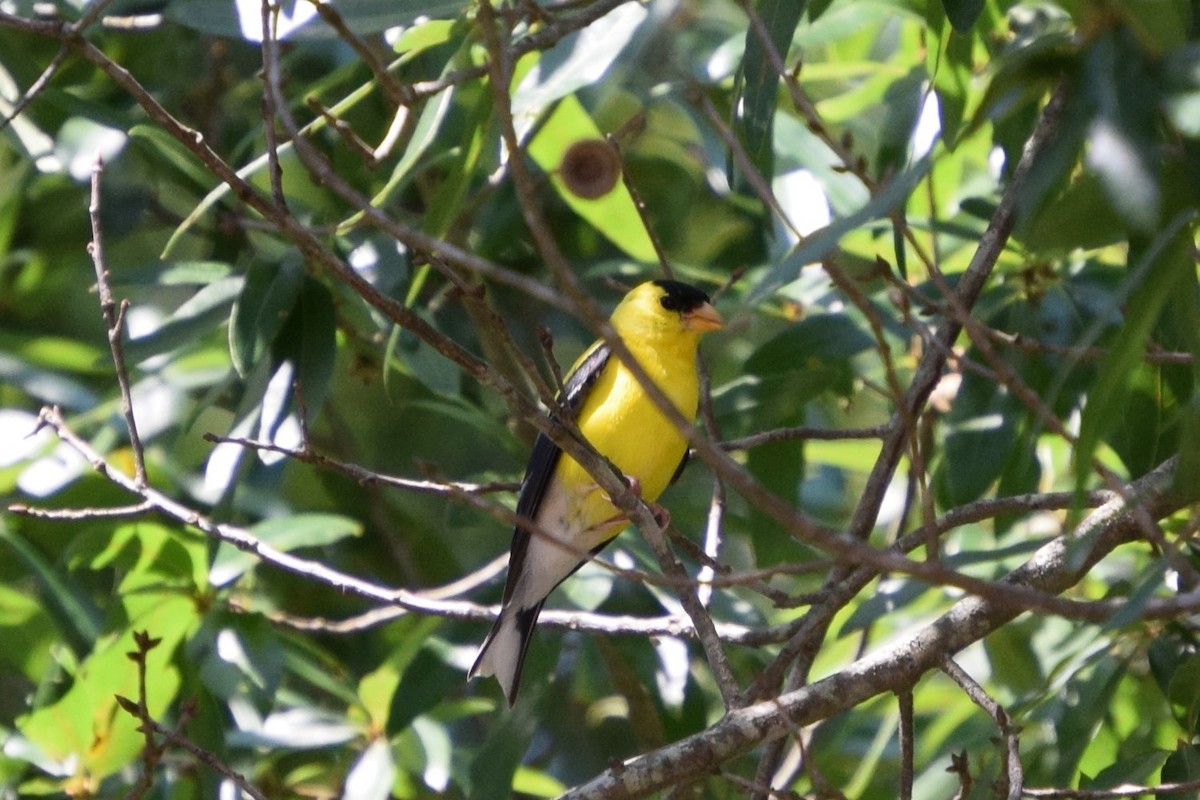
[683, 302, 724, 332]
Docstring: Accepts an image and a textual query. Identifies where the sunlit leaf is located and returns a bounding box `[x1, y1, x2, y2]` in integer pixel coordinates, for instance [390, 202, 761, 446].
[527, 94, 657, 262]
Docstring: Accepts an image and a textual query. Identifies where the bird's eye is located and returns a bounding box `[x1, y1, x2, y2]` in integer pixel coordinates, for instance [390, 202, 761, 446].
[660, 294, 683, 312]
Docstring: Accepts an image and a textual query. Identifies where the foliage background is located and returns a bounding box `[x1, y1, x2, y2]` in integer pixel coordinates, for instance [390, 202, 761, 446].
[3, 0, 1200, 798]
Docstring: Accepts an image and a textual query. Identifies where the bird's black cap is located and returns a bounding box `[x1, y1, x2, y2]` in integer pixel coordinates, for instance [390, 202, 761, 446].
[653, 279, 712, 314]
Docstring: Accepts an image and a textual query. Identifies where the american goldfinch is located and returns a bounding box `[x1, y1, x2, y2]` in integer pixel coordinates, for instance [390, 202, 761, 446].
[469, 279, 723, 705]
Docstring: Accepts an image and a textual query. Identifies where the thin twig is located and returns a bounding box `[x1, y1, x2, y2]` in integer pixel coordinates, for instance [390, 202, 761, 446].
[260, 0, 289, 211]
[8, 501, 153, 519]
[897, 687, 914, 800]
[940, 656, 1023, 800]
[303, 0, 411, 108]
[1023, 778, 1200, 797]
[87, 156, 147, 487]
[116, 630, 269, 800]
[0, 44, 69, 135]
[720, 424, 889, 451]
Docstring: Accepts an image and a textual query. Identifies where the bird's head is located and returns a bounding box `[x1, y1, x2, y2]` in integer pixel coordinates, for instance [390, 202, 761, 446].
[610, 280, 724, 345]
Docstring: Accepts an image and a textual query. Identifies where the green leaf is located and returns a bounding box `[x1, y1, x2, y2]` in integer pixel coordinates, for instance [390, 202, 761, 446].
[929, 23, 973, 147]
[1150, 636, 1194, 697]
[1168, 654, 1200, 733]
[875, 68, 925, 180]
[385, 314, 462, 398]
[1163, 742, 1200, 786]
[936, 370, 1023, 506]
[736, 0, 806, 186]
[1083, 749, 1170, 789]
[209, 513, 363, 587]
[392, 18, 457, 54]
[123, 276, 243, 364]
[746, 313, 876, 374]
[982, 620, 1046, 698]
[109, 259, 234, 287]
[1103, 560, 1169, 630]
[229, 258, 304, 377]
[342, 76, 458, 234]
[128, 124, 217, 190]
[511, 2, 647, 130]
[0, 529, 103, 657]
[17, 594, 195, 779]
[1117, 0, 1191, 53]
[527, 94, 657, 262]
[941, 0, 985, 33]
[0, 581, 56, 680]
[166, 0, 464, 41]
[1083, 30, 1162, 232]
[274, 277, 337, 423]
[1023, 172, 1127, 253]
[387, 646, 461, 736]
[1075, 214, 1194, 487]
[467, 698, 538, 800]
[751, 157, 932, 301]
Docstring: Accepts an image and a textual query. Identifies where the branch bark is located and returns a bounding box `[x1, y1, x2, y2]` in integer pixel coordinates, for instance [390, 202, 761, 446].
[558, 458, 1196, 799]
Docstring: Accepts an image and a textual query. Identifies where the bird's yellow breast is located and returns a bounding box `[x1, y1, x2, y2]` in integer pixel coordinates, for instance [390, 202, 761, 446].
[551, 344, 699, 548]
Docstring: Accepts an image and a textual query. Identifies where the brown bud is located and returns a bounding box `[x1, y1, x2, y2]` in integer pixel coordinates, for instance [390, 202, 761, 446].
[559, 139, 620, 200]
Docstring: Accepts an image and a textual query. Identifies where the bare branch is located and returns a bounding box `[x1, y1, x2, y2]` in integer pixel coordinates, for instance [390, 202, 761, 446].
[87, 156, 147, 486]
[557, 458, 1196, 799]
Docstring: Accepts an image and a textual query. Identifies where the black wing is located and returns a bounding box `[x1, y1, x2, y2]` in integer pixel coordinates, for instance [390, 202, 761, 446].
[500, 342, 612, 604]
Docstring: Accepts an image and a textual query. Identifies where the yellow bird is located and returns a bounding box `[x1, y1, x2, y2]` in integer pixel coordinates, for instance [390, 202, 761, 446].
[469, 279, 724, 705]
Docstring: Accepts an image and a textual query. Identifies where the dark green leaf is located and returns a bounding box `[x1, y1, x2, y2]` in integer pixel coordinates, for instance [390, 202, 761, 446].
[274, 278, 337, 424]
[941, 0, 985, 33]
[467, 697, 538, 800]
[229, 258, 304, 377]
[387, 646, 460, 735]
[737, 0, 806, 186]
[0, 529, 103, 657]
[1083, 30, 1162, 232]
[746, 313, 877, 375]
[1075, 214, 1194, 487]
[1168, 654, 1200, 733]
[1023, 173, 1127, 253]
[875, 68, 926, 180]
[1162, 742, 1200, 787]
[1083, 749, 1170, 789]
[935, 370, 1022, 507]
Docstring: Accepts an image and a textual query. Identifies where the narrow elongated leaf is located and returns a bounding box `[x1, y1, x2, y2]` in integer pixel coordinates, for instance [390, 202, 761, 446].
[751, 157, 931, 301]
[274, 277, 337, 423]
[1075, 213, 1194, 486]
[467, 700, 538, 800]
[342, 79, 457, 233]
[0, 529, 103, 656]
[1083, 30, 1161, 232]
[511, 2, 647, 136]
[875, 68, 925, 180]
[737, 0, 806, 185]
[941, 0, 985, 32]
[229, 258, 304, 377]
